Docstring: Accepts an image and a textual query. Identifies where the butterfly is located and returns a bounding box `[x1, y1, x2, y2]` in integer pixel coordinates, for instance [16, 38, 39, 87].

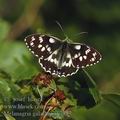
[24, 34, 102, 77]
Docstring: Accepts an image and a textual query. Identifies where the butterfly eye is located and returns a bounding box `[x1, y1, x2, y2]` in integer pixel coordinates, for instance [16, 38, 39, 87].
[25, 34, 102, 77]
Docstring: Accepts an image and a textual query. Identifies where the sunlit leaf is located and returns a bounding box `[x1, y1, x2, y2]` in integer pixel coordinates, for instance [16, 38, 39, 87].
[3, 113, 16, 120]
[0, 41, 39, 81]
[0, 19, 10, 42]
[0, 79, 13, 100]
[50, 108, 64, 120]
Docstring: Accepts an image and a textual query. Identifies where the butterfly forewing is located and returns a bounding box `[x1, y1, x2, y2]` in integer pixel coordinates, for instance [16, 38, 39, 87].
[24, 34, 62, 59]
[68, 43, 102, 68]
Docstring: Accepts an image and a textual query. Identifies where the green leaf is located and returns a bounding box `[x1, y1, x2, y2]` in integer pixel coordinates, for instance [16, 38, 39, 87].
[83, 70, 101, 105]
[49, 79, 57, 90]
[20, 85, 32, 95]
[64, 98, 77, 107]
[68, 70, 101, 108]
[0, 19, 10, 42]
[0, 70, 20, 103]
[0, 79, 13, 100]
[50, 108, 64, 120]
[0, 99, 3, 112]
[0, 41, 39, 81]
[3, 113, 16, 120]
[72, 96, 120, 120]
[0, 78, 19, 103]
[102, 93, 120, 107]
[36, 86, 51, 98]
[0, 69, 11, 80]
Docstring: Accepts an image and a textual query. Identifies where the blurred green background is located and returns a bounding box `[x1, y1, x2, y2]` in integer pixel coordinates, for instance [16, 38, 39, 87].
[0, 0, 120, 120]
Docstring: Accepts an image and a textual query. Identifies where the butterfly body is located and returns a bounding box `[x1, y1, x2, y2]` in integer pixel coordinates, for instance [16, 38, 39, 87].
[25, 34, 102, 77]
[55, 41, 69, 68]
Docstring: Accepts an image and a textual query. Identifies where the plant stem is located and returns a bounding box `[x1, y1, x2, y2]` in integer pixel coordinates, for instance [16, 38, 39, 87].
[40, 107, 53, 120]
[82, 69, 96, 86]
[37, 85, 43, 104]
[41, 96, 53, 118]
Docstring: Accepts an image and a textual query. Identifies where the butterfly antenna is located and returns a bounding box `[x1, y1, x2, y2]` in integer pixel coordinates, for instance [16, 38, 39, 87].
[74, 32, 88, 37]
[55, 21, 68, 39]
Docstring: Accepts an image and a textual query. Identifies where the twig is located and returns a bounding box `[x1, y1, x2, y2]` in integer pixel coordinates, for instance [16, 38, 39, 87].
[41, 96, 53, 116]
[40, 106, 53, 120]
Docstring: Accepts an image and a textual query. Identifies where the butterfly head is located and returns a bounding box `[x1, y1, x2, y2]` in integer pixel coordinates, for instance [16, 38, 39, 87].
[63, 36, 73, 44]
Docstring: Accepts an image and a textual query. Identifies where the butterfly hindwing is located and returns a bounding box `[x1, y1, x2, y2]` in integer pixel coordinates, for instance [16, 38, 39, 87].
[57, 51, 78, 76]
[38, 47, 78, 77]
[39, 58, 58, 75]
[39, 48, 60, 76]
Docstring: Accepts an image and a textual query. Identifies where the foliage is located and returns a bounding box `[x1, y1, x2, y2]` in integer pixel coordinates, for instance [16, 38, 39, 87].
[0, 0, 120, 120]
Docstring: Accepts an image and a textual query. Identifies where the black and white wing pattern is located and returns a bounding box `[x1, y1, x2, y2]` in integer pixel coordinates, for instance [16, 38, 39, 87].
[24, 34, 61, 59]
[68, 43, 102, 68]
[25, 34, 102, 77]
[25, 34, 65, 76]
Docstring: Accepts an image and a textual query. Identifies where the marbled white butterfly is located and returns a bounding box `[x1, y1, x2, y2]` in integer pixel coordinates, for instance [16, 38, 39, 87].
[24, 34, 102, 77]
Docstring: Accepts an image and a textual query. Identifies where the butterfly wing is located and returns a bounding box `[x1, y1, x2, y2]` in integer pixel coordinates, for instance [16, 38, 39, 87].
[56, 51, 79, 77]
[55, 43, 102, 77]
[24, 34, 62, 59]
[57, 66, 78, 77]
[68, 43, 102, 68]
[38, 44, 78, 77]
[39, 48, 61, 76]
[25, 34, 102, 77]
[25, 34, 63, 75]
